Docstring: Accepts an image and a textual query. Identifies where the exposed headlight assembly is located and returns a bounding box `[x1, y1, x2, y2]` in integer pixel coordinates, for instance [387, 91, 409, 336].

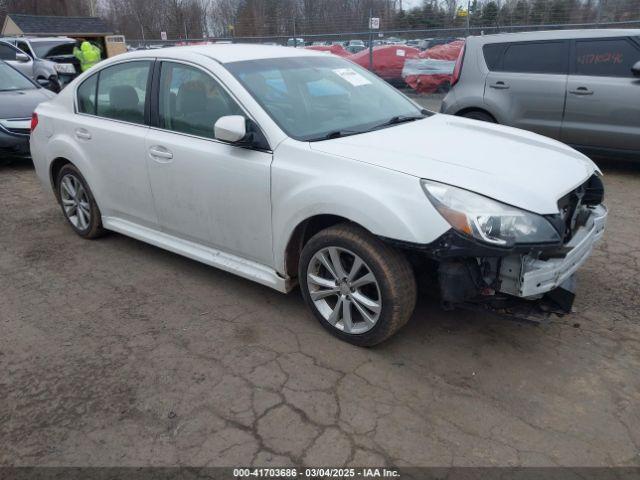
[421, 179, 561, 247]
[54, 63, 76, 74]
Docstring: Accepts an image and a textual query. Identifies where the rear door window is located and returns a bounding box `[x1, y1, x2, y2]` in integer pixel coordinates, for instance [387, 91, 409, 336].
[483, 43, 506, 70]
[500, 41, 568, 74]
[96, 61, 151, 124]
[574, 38, 640, 77]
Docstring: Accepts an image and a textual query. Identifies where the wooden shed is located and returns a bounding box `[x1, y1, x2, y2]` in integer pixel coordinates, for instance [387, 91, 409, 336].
[1, 14, 126, 57]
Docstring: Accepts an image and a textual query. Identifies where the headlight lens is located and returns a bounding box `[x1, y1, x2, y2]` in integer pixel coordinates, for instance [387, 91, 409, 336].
[54, 63, 76, 74]
[421, 179, 561, 247]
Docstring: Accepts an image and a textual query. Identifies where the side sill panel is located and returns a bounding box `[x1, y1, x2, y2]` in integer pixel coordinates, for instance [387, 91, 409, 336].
[102, 216, 291, 293]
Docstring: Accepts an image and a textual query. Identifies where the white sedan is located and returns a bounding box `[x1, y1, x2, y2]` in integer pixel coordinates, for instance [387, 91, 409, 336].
[30, 45, 606, 346]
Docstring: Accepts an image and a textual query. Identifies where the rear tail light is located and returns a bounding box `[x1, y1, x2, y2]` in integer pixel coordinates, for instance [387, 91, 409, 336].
[451, 43, 466, 87]
[30, 112, 39, 132]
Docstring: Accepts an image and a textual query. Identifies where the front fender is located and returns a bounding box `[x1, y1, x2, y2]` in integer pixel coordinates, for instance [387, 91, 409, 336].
[271, 142, 451, 274]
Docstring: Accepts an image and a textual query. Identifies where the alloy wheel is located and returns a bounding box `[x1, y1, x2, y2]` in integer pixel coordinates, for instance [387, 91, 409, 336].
[60, 173, 91, 231]
[306, 247, 382, 334]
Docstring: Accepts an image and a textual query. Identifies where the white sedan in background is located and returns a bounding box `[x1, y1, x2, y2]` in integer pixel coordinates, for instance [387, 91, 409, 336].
[30, 45, 606, 346]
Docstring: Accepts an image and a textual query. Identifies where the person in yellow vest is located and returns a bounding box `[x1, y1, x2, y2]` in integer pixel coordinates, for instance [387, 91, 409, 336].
[73, 41, 102, 72]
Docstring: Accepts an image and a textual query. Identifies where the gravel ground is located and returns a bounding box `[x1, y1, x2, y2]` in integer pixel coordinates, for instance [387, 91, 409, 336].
[1, 158, 639, 468]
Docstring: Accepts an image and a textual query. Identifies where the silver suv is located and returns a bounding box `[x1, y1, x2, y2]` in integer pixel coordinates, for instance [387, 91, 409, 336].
[0, 40, 34, 79]
[441, 29, 640, 160]
[0, 37, 81, 91]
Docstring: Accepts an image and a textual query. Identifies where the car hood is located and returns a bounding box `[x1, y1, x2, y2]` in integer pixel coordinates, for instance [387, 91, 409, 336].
[0, 88, 55, 119]
[309, 114, 598, 214]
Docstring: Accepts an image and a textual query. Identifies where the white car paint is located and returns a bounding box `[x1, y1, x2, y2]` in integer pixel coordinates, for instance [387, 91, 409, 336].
[310, 115, 598, 215]
[30, 44, 601, 295]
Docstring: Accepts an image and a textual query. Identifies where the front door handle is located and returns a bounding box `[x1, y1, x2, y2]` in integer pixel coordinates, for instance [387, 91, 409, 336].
[75, 128, 91, 140]
[569, 86, 594, 96]
[149, 146, 173, 162]
[490, 81, 510, 90]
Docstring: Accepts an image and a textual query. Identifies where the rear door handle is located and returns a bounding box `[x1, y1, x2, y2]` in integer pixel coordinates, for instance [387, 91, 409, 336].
[569, 87, 594, 96]
[149, 146, 173, 162]
[490, 81, 510, 90]
[75, 128, 91, 140]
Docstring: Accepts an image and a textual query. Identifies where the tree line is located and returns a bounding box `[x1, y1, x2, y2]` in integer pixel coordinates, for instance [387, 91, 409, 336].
[2, 0, 639, 42]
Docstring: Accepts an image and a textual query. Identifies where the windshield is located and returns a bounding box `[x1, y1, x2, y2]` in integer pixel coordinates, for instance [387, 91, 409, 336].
[0, 62, 35, 91]
[225, 56, 424, 141]
[32, 41, 75, 58]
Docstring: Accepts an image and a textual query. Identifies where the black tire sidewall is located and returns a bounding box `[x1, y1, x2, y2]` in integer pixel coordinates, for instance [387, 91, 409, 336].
[56, 164, 103, 238]
[299, 226, 413, 347]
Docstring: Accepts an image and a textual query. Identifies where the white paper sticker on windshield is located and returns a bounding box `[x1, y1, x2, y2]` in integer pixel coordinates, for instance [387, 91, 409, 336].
[396, 49, 406, 57]
[332, 68, 371, 86]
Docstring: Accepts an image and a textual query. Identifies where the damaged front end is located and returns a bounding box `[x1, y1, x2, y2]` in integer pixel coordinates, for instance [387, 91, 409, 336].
[401, 174, 606, 323]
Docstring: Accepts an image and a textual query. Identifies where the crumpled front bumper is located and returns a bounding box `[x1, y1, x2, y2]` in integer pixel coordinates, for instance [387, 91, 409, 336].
[498, 205, 607, 298]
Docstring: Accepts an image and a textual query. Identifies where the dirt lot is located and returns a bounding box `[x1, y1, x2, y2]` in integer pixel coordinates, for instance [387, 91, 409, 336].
[1, 159, 639, 468]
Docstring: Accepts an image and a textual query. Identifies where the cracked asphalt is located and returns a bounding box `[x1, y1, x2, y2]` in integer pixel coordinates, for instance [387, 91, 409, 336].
[1, 159, 639, 468]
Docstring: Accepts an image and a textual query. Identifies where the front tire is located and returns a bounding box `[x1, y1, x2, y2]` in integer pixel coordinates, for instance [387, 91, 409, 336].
[56, 164, 105, 239]
[299, 223, 416, 347]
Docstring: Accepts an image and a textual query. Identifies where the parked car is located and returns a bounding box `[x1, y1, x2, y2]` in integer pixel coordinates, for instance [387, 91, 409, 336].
[347, 44, 366, 54]
[441, 29, 640, 161]
[0, 61, 55, 159]
[423, 37, 460, 50]
[31, 45, 606, 346]
[417, 38, 434, 50]
[287, 38, 305, 47]
[0, 36, 81, 90]
[0, 40, 35, 79]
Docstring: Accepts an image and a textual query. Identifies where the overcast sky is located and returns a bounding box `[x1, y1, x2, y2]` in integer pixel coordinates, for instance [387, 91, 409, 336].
[402, 0, 423, 9]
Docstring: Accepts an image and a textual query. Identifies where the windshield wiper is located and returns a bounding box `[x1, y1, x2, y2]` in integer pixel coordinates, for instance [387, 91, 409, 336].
[370, 113, 427, 131]
[306, 110, 430, 142]
[307, 129, 363, 142]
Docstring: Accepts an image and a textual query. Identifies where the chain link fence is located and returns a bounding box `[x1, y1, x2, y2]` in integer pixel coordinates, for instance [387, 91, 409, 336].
[125, 19, 640, 109]
[127, 19, 640, 47]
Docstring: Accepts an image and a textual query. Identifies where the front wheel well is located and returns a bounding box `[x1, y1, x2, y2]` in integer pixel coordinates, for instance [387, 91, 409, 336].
[284, 214, 352, 279]
[455, 107, 498, 122]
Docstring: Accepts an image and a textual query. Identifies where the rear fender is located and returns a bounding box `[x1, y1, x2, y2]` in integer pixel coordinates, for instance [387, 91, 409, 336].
[45, 133, 104, 207]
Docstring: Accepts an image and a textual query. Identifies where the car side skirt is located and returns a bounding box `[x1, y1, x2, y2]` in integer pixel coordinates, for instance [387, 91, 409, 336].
[102, 217, 293, 293]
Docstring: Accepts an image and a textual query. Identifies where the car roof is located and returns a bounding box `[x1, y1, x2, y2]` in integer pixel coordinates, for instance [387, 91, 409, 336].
[121, 44, 326, 64]
[473, 28, 640, 44]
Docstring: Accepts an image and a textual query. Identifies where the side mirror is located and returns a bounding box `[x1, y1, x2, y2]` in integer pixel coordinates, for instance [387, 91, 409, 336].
[632, 60, 640, 78]
[214, 115, 247, 143]
[16, 53, 30, 63]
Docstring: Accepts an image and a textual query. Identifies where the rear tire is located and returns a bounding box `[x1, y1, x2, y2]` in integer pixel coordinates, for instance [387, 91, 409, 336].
[56, 164, 105, 239]
[461, 110, 496, 123]
[299, 223, 416, 347]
